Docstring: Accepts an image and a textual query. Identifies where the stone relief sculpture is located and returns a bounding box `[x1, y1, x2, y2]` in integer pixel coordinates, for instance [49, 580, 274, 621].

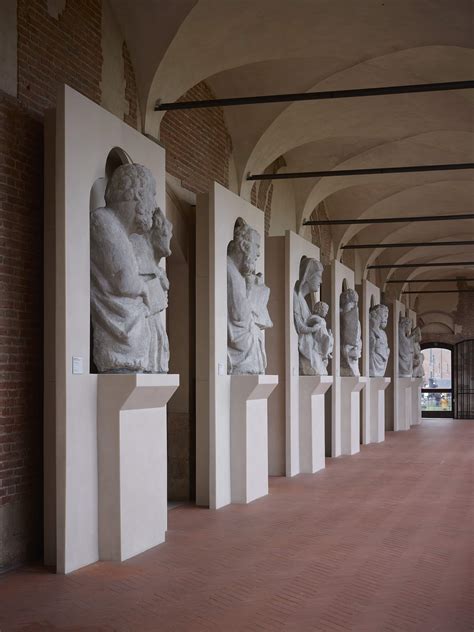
[90, 163, 172, 373]
[293, 257, 333, 375]
[340, 288, 362, 377]
[411, 326, 424, 378]
[398, 316, 414, 377]
[227, 217, 273, 375]
[369, 304, 390, 377]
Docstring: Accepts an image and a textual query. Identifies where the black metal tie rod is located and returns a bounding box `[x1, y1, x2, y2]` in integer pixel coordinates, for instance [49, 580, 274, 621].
[155, 80, 474, 111]
[402, 289, 474, 294]
[386, 278, 474, 283]
[368, 261, 474, 269]
[304, 212, 474, 226]
[248, 162, 474, 181]
[342, 240, 474, 250]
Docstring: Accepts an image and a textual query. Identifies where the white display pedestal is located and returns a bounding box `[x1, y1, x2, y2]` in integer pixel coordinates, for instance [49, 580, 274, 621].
[341, 377, 367, 455]
[230, 375, 278, 504]
[97, 373, 179, 562]
[299, 376, 333, 473]
[411, 377, 423, 426]
[369, 377, 391, 443]
[397, 378, 413, 431]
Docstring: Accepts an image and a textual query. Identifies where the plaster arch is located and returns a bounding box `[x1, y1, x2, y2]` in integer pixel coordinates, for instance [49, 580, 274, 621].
[298, 130, 474, 233]
[138, 3, 472, 133]
[241, 45, 473, 196]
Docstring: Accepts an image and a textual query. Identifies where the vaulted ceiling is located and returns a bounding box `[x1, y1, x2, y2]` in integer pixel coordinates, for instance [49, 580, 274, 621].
[110, 0, 473, 322]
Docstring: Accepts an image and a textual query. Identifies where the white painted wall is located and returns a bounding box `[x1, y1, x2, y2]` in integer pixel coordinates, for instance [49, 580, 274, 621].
[196, 183, 271, 509]
[46, 85, 167, 573]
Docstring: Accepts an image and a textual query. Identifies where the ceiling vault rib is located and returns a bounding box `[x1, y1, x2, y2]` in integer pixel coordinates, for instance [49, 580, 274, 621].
[401, 289, 474, 294]
[368, 261, 474, 269]
[155, 80, 474, 111]
[342, 240, 474, 250]
[304, 213, 474, 226]
[248, 162, 474, 181]
[386, 278, 474, 283]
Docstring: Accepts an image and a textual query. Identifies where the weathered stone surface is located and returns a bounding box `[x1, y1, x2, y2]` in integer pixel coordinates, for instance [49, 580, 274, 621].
[90, 163, 172, 373]
[398, 316, 414, 377]
[412, 326, 424, 378]
[340, 288, 362, 377]
[293, 257, 333, 375]
[227, 217, 272, 375]
[369, 303, 390, 377]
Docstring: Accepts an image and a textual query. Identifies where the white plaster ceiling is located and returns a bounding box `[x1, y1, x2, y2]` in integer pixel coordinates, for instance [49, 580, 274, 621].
[110, 0, 474, 310]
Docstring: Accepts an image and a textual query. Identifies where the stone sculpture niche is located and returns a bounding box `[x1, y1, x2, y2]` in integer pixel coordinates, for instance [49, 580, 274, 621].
[227, 217, 273, 375]
[398, 316, 414, 377]
[369, 303, 390, 377]
[90, 163, 173, 373]
[411, 326, 424, 378]
[340, 288, 362, 377]
[293, 256, 333, 375]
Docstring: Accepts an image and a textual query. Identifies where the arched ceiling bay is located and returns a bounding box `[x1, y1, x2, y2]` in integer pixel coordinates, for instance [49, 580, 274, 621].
[110, 0, 473, 308]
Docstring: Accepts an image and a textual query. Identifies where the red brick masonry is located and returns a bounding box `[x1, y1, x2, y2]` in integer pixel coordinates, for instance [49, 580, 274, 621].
[0, 419, 472, 631]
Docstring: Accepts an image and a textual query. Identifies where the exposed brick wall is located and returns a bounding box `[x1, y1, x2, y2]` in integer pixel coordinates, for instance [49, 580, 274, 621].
[160, 82, 232, 194]
[0, 93, 43, 567]
[309, 201, 333, 265]
[122, 41, 138, 130]
[17, 0, 102, 117]
[0, 0, 105, 570]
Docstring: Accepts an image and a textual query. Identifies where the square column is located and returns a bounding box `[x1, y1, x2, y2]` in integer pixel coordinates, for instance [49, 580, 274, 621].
[299, 376, 333, 473]
[98, 374, 179, 562]
[341, 377, 367, 455]
[397, 378, 413, 431]
[230, 375, 278, 504]
[411, 377, 423, 425]
[369, 377, 391, 443]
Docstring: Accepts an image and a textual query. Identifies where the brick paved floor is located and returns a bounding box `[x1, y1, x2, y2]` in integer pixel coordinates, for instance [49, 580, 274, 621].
[1, 419, 473, 632]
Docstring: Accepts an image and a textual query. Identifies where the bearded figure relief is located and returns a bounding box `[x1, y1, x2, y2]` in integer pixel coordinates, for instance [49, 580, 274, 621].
[340, 288, 362, 377]
[398, 316, 414, 378]
[411, 326, 424, 378]
[227, 217, 273, 375]
[369, 304, 390, 377]
[90, 163, 172, 373]
[293, 257, 333, 375]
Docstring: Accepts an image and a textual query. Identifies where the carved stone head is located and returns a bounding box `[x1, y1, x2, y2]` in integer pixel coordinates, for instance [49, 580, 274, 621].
[228, 217, 261, 275]
[313, 300, 329, 318]
[340, 288, 359, 312]
[150, 207, 173, 259]
[298, 256, 324, 294]
[399, 316, 413, 336]
[105, 163, 156, 234]
[370, 303, 389, 329]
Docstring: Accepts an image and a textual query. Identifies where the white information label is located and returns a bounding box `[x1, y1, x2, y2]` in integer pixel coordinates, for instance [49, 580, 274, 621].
[72, 356, 84, 375]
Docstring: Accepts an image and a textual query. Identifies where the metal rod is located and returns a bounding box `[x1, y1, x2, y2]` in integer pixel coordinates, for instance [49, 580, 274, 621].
[402, 289, 474, 294]
[155, 80, 474, 111]
[368, 261, 474, 269]
[342, 240, 474, 250]
[304, 212, 474, 226]
[386, 278, 474, 283]
[248, 162, 474, 181]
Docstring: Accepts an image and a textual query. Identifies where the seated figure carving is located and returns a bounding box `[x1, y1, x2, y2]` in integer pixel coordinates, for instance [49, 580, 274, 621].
[340, 288, 362, 377]
[227, 218, 273, 375]
[411, 326, 424, 378]
[398, 316, 414, 377]
[90, 163, 172, 373]
[293, 257, 333, 375]
[369, 304, 390, 377]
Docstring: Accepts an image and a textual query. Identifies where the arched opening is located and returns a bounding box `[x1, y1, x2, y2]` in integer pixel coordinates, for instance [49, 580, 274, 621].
[421, 343, 453, 419]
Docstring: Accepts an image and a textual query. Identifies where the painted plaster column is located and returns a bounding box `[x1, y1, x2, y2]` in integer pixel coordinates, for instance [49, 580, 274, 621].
[98, 374, 179, 562]
[299, 376, 333, 472]
[230, 375, 278, 503]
